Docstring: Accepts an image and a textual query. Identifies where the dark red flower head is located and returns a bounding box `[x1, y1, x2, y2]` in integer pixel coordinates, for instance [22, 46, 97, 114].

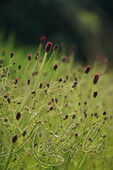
[93, 74, 99, 84]
[18, 65, 21, 70]
[85, 66, 91, 74]
[12, 135, 18, 143]
[53, 44, 59, 51]
[45, 42, 52, 52]
[14, 78, 18, 85]
[103, 57, 108, 63]
[16, 112, 21, 120]
[27, 54, 32, 60]
[96, 55, 101, 60]
[53, 64, 58, 71]
[10, 52, 14, 58]
[2, 49, 6, 56]
[62, 56, 69, 62]
[93, 90, 98, 98]
[40, 36, 46, 43]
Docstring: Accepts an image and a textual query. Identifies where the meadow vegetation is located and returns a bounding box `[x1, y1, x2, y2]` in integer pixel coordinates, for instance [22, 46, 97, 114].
[0, 37, 113, 170]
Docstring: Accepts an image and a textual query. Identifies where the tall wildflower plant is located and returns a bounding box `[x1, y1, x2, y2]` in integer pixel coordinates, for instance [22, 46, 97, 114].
[0, 39, 113, 170]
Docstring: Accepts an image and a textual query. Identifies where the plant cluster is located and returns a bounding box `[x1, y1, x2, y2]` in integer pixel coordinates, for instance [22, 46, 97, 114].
[0, 39, 113, 170]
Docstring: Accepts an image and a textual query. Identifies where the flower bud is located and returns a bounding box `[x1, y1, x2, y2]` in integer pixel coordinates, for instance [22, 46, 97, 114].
[40, 36, 46, 43]
[16, 112, 21, 120]
[85, 66, 91, 74]
[2, 49, 6, 56]
[7, 97, 11, 104]
[62, 56, 69, 62]
[18, 65, 21, 70]
[22, 130, 27, 137]
[27, 54, 32, 61]
[27, 79, 30, 85]
[103, 111, 106, 116]
[14, 78, 18, 85]
[93, 74, 99, 84]
[10, 52, 14, 58]
[53, 44, 59, 51]
[53, 64, 58, 71]
[45, 42, 52, 52]
[12, 135, 18, 143]
[93, 90, 98, 98]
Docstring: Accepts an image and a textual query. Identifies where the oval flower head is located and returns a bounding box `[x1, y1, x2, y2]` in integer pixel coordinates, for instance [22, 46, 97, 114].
[53, 44, 59, 52]
[45, 42, 53, 52]
[14, 78, 18, 85]
[10, 51, 14, 58]
[93, 90, 98, 98]
[85, 66, 91, 74]
[2, 49, 6, 56]
[27, 54, 32, 61]
[93, 74, 99, 84]
[40, 36, 46, 43]
[53, 64, 58, 71]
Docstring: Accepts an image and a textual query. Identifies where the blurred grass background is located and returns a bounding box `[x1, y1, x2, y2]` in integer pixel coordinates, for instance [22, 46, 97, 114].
[0, 0, 113, 62]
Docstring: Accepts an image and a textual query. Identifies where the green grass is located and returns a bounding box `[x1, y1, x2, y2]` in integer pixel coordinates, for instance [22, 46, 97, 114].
[0, 40, 113, 170]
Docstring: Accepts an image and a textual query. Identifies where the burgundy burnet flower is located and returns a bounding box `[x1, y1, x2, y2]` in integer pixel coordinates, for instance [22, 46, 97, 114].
[85, 66, 91, 74]
[10, 52, 14, 58]
[14, 78, 18, 85]
[93, 90, 98, 98]
[22, 130, 27, 137]
[2, 49, 6, 56]
[53, 44, 59, 51]
[45, 42, 53, 52]
[96, 55, 101, 60]
[16, 112, 21, 120]
[27, 79, 30, 85]
[103, 111, 106, 116]
[62, 56, 69, 62]
[12, 135, 18, 143]
[93, 74, 99, 84]
[7, 97, 11, 104]
[103, 57, 108, 63]
[53, 64, 58, 71]
[40, 36, 46, 43]
[18, 65, 21, 70]
[27, 54, 32, 61]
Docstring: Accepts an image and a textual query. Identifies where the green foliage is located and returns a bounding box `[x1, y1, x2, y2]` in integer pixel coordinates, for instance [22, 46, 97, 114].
[0, 41, 113, 170]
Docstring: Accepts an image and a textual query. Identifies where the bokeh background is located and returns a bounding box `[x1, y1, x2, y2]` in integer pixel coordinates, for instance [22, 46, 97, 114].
[0, 0, 113, 62]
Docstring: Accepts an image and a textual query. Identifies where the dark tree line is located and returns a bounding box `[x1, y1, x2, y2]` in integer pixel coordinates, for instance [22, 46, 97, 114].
[0, 0, 113, 61]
